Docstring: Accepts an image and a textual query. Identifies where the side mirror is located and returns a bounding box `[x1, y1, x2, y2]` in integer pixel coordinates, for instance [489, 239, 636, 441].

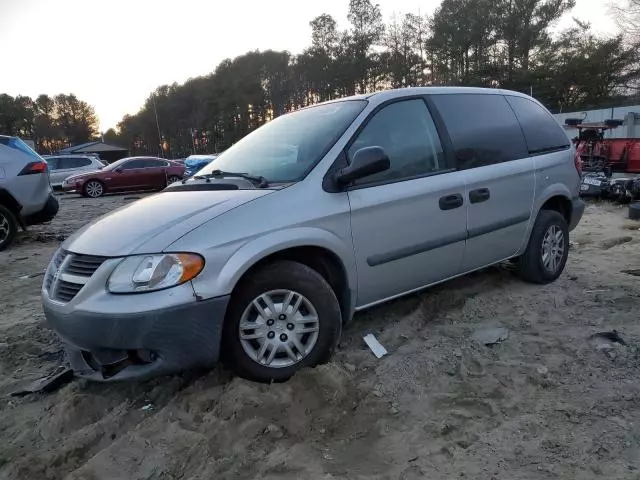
[114, 167, 122, 173]
[336, 146, 390, 186]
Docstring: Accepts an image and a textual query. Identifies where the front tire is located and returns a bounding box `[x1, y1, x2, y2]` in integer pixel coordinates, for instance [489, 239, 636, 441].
[0, 205, 18, 251]
[222, 260, 342, 383]
[84, 180, 105, 198]
[516, 210, 569, 284]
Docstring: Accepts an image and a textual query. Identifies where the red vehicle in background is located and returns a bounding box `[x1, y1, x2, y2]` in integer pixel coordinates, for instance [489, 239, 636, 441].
[566, 118, 640, 175]
[62, 156, 184, 198]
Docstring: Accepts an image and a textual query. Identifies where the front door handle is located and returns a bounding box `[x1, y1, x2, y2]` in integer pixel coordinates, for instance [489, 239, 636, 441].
[469, 188, 491, 203]
[439, 193, 464, 211]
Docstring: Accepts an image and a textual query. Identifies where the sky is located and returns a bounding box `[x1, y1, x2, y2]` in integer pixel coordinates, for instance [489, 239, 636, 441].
[0, 0, 619, 132]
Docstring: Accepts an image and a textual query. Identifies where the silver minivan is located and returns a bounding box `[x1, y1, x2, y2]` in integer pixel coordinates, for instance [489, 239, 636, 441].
[42, 87, 585, 382]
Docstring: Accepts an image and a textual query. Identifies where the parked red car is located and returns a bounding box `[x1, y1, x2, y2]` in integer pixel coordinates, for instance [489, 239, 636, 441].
[62, 157, 185, 197]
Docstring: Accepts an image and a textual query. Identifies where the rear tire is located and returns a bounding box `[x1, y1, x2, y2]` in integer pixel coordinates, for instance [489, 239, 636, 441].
[222, 260, 342, 383]
[167, 175, 181, 186]
[0, 204, 18, 251]
[516, 210, 569, 284]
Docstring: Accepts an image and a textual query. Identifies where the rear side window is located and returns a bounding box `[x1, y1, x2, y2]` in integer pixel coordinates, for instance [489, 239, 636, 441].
[122, 159, 146, 169]
[430, 94, 528, 170]
[144, 159, 165, 168]
[60, 157, 92, 169]
[506, 96, 570, 154]
[46, 157, 60, 170]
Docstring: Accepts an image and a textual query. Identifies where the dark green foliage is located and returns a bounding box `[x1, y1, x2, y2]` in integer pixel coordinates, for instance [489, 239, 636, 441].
[2, 0, 639, 157]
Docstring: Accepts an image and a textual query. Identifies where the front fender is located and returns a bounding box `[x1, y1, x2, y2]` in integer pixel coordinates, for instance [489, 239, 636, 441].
[191, 227, 356, 301]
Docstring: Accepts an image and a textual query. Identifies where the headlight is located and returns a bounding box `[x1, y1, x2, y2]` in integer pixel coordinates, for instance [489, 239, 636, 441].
[107, 253, 204, 293]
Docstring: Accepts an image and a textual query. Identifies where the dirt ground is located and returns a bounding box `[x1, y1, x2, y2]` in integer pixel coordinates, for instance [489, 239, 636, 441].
[1, 193, 640, 480]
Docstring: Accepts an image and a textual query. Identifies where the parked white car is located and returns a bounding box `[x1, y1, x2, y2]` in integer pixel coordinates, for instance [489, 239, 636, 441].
[43, 155, 105, 188]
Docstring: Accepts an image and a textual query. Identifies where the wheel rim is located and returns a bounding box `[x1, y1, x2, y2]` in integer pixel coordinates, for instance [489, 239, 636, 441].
[168, 176, 180, 184]
[86, 181, 103, 197]
[0, 213, 9, 243]
[239, 289, 320, 368]
[541, 224, 565, 273]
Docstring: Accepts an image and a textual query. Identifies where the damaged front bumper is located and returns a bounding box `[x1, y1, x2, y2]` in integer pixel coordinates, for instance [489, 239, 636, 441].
[43, 285, 229, 381]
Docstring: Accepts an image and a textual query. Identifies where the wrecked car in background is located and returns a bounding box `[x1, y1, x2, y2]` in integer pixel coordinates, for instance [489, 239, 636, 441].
[183, 154, 217, 178]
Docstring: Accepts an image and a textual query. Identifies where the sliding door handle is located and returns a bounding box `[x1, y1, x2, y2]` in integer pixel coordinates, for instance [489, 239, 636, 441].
[439, 193, 464, 210]
[469, 188, 490, 203]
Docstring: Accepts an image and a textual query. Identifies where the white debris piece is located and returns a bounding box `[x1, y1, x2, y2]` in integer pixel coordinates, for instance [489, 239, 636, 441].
[472, 327, 510, 346]
[363, 333, 388, 358]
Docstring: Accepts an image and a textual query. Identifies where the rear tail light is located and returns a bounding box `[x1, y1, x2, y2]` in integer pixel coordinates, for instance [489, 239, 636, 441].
[18, 161, 48, 176]
[573, 151, 582, 176]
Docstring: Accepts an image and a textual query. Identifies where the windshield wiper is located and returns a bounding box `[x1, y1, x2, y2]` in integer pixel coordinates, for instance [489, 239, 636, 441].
[193, 170, 269, 188]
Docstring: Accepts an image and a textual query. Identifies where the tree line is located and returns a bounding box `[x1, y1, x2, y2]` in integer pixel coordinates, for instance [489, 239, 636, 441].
[2, 0, 640, 158]
[0, 93, 98, 153]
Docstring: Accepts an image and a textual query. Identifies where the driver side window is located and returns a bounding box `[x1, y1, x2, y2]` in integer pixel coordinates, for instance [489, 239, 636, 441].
[121, 160, 144, 170]
[347, 99, 445, 186]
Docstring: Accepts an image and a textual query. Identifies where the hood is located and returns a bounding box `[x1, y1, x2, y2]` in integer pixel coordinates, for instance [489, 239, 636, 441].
[65, 170, 101, 182]
[62, 189, 274, 256]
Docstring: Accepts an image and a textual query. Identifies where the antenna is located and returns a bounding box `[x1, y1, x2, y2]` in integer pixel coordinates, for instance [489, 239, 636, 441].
[152, 93, 164, 158]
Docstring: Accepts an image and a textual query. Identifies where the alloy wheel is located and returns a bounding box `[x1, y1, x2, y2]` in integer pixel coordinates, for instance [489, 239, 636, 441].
[541, 224, 565, 274]
[86, 181, 103, 198]
[0, 213, 9, 244]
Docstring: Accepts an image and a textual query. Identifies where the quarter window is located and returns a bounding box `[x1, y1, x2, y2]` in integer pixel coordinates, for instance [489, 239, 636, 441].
[347, 99, 445, 185]
[430, 94, 528, 170]
[46, 157, 60, 170]
[505, 96, 570, 154]
[60, 157, 92, 169]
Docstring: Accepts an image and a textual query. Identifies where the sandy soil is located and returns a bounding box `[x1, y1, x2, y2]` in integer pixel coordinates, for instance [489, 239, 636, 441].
[1, 193, 640, 480]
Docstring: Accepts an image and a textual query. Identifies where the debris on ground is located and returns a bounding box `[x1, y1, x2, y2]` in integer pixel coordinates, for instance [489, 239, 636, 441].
[589, 330, 627, 346]
[18, 271, 45, 280]
[622, 269, 640, 277]
[9, 367, 74, 397]
[601, 236, 633, 250]
[472, 327, 510, 346]
[363, 333, 388, 358]
[536, 365, 549, 375]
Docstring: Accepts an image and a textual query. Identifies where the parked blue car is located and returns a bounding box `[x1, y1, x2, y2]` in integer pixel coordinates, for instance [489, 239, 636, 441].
[184, 154, 217, 177]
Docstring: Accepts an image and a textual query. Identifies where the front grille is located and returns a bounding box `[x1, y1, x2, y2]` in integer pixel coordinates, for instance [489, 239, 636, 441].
[66, 254, 106, 276]
[45, 250, 107, 303]
[55, 280, 84, 302]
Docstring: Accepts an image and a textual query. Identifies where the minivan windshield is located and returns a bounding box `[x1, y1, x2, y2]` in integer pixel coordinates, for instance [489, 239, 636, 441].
[198, 100, 367, 183]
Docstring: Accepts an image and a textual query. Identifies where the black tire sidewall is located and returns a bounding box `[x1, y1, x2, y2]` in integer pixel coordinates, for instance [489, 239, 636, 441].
[0, 205, 18, 251]
[520, 210, 569, 283]
[222, 260, 342, 383]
